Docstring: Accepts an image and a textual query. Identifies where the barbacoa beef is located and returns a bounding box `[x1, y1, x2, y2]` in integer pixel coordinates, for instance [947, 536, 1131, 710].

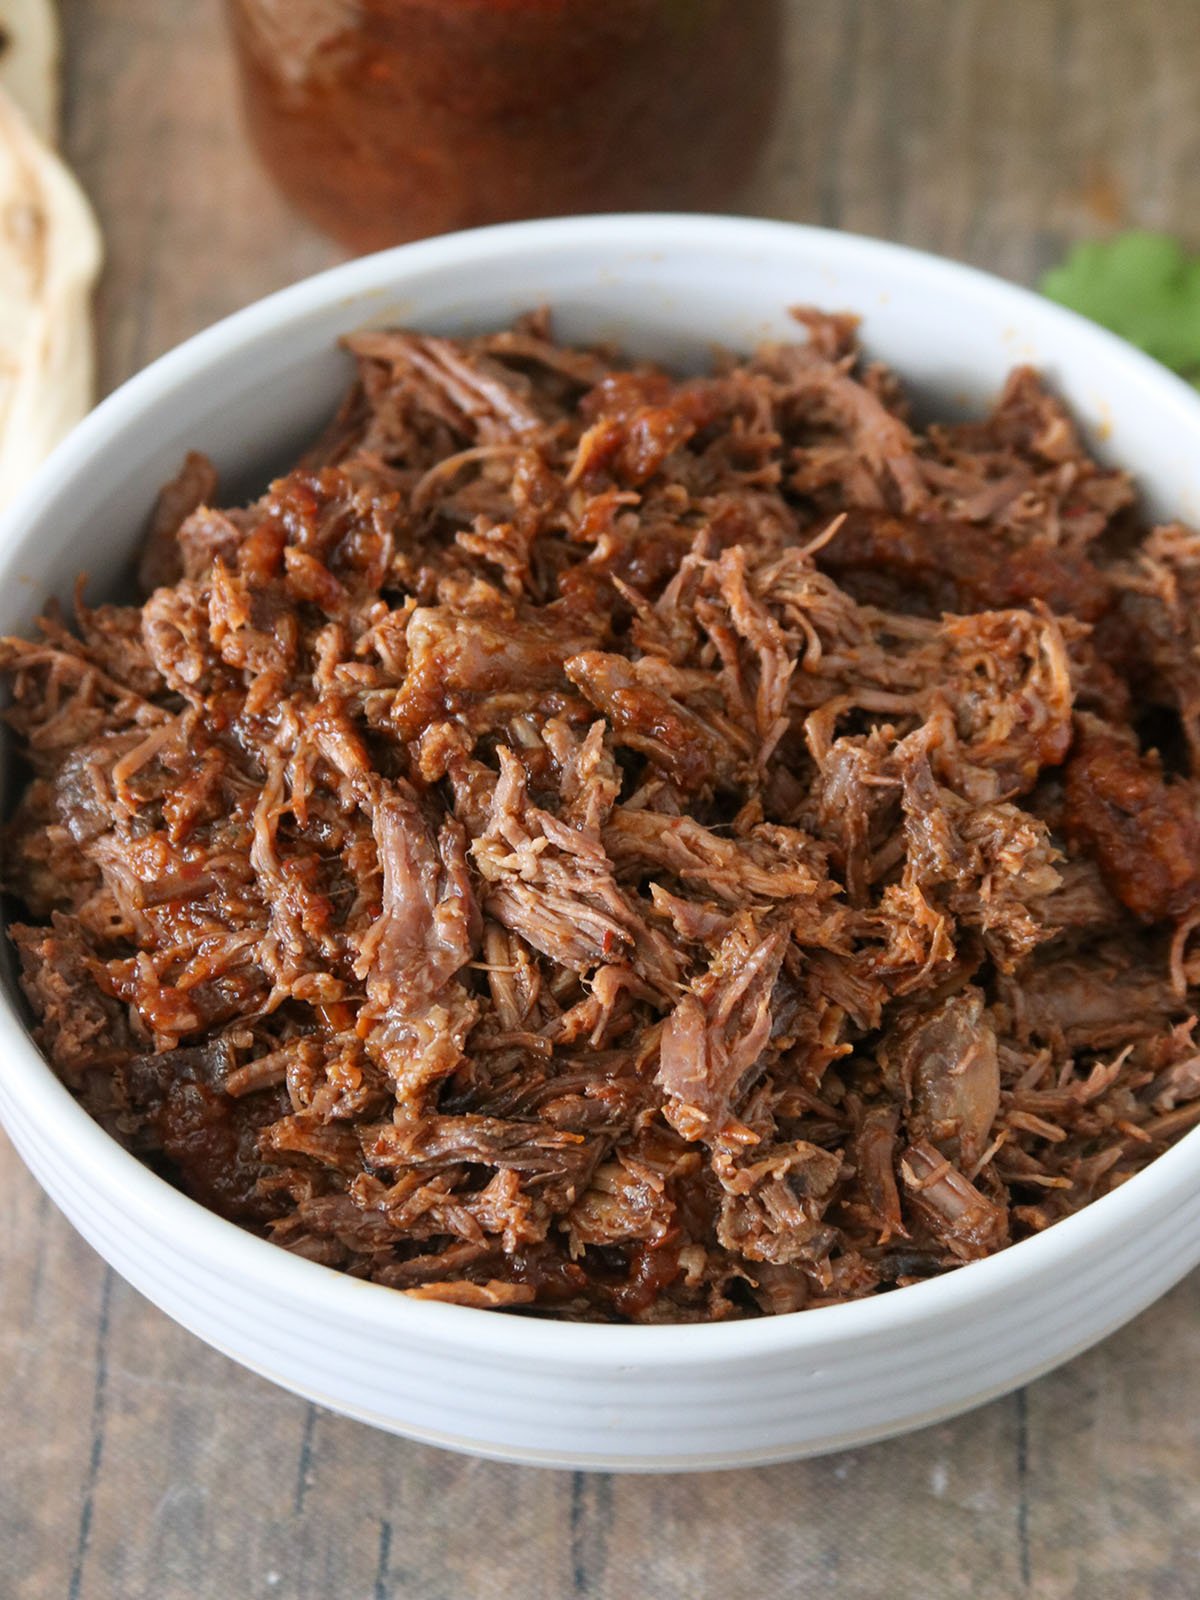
[3, 308, 1198, 1321]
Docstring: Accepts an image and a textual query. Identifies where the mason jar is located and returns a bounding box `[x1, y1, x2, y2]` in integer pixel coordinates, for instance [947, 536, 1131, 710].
[225, 0, 784, 252]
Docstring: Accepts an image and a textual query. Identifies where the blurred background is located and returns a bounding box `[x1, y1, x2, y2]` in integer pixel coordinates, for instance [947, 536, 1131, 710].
[69, 1, 1200, 390]
[2, 3, 1198, 1597]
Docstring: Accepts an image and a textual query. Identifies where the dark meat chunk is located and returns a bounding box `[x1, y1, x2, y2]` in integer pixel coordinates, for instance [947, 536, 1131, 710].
[1104, 525, 1200, 772]
[1065, 721, 1200, 921]
[997, 944, 1182, 1051]
[354, 784, 481, 1104]
[346, 330, 550, 442]
[899, 1141, 1008, 1261]
[657, 915, 789, 1139]
[393, 601, 597, 741]
[852, 1107, 905, 1243]
[366, 1113, 604, 1209]
[565, 650, 744, 793]
[818, 508, 1112, 621]
[121, 1039, 285, 1223]
[138, 451, 219, 593]
[880, 990, 1000, 1172]
[10, 916, 132, 1085]
[471, 746, 682, 994]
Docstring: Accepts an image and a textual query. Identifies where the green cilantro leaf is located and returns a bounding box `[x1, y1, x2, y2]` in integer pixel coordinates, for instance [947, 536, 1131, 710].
[1039, 231, 1200, 388]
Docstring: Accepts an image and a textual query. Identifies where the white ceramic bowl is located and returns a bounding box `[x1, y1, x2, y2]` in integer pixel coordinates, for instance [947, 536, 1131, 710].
[2, 215, 1198, 1472]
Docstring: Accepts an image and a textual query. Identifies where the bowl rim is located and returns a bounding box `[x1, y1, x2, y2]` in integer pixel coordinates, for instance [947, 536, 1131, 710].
[3, 211, 1199, 1367]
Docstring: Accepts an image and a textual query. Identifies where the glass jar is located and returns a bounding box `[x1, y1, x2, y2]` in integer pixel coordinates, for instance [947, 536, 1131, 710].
[225, 0, 784, 253]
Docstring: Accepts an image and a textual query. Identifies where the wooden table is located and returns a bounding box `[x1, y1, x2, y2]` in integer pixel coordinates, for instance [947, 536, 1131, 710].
[3, 3, 1199, 1595]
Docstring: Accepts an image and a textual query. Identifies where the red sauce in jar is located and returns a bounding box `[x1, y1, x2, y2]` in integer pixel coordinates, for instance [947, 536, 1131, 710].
[226, 0, 784, 252]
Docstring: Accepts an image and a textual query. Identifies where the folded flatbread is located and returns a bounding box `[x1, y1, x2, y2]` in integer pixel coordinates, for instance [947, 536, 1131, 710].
[0, 2, 100, 508]
[0, 0, 60, 142]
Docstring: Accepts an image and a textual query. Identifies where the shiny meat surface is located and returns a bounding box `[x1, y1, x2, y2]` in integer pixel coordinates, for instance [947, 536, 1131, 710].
[3, 309, 1199, 1321]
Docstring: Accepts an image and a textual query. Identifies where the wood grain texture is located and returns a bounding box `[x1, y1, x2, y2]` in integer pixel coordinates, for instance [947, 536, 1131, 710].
[2, 2, 1199, 1595]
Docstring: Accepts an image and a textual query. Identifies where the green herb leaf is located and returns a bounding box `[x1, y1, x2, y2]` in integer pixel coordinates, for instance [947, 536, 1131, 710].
[1040, 231, 1200, 388]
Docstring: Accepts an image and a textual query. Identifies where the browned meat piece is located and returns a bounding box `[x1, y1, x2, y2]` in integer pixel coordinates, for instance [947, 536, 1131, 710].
[565, 1157, 677, 1253]
[604, 807, 833, 908]
[853, 1107, 905, 1243]
[74, 602, 165, 702]
[138, 450, 219, 593]
[760, 331, 929, 513]
[366, 1113, 604, 1206]
[895, 741, 1061, 971]
[4, 309, 1199, 1321]
[880, 989, 1000, 1172]
[565, 649, 747, 792]
[1035, 856, 1124, 932]
[393, 601, 598, 741]
[1065, 720, 1200, 921]
[10, 916, 132, 1085]
[0, 624, 169, 772]
[997, 944, 1182, 1050]
[354, 784, 481, 1104]
[177, 507, 249, 583]
[154, 1076, 286, 1223]
[973, 366, 1087, 464]
[118, 1039, 285, 1223]
[402, 1280, 538, 1308]
[140, 580, 223, 699]
[714, 1137, 842, 1266]
[573, 370, 700, 486]
[935, 609, 1075, 799]
[804, 730, 899, 904]
[899, 1141, 1009, 1261]
[346, 330, 550, 442]
[1107, 524, 1200, 772]
[818, 508, 1112, 620]
[471, 747, 682, 994]
[657, 914, 789, 1139]
[2, 774, 98, 917]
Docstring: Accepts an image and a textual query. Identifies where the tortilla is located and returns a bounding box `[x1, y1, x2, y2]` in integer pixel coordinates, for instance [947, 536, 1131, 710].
[0, 0, 60, 143]
[0, 81, 101, 508]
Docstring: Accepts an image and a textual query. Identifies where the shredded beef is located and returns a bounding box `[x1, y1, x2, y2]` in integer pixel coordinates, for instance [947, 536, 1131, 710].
[3, 308, 1199, 1321]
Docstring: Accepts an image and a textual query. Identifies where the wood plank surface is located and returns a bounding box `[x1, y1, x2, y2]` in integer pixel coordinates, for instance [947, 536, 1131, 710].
[2, 3, 1198, 1596]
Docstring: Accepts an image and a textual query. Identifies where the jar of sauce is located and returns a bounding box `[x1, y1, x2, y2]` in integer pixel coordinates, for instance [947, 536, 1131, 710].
[225, 0, 784, 253]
